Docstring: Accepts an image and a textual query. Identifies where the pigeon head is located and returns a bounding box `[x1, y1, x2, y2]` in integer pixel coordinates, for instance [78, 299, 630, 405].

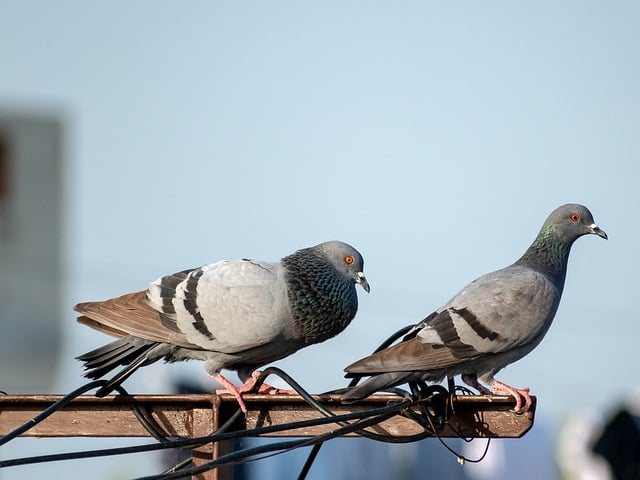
[316, 241, 370, 293]
[516, 203, 607, 287]
[544, 203, 608, 244]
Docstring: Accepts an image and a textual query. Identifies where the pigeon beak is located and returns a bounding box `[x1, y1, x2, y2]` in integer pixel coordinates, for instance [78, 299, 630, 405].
[589, 223, 608, 240]
[356, 272, 370, 293]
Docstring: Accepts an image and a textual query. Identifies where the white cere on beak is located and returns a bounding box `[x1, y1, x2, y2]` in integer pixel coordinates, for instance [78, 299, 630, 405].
[356, 271, 370, 293]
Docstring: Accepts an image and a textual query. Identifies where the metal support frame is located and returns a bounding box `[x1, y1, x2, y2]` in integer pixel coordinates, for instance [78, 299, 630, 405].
[0, 393, 536, 479]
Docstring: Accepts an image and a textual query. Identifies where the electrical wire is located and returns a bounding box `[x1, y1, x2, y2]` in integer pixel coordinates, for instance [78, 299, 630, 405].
[347, 323, 415, 388]
[0, 379, 110, 447]
[0, 324, 503, 478]
[0, 373, 495, 477]
[0, 397, 413, 468]
[133, 400, 409, 480]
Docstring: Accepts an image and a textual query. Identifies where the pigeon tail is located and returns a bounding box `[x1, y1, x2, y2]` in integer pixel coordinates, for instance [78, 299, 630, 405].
[341, 372, 414, 402]
[76, 338, 165, 397]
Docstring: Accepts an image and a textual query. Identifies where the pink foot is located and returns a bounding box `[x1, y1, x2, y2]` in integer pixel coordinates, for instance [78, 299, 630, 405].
[259, 386, 298, 396]
[492, 380, 532, 412]
[213, 373, 252, 412]
[212, 371, 298, 412]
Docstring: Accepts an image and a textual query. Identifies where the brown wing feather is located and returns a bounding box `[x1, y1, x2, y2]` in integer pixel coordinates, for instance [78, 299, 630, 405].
[345, 337, 480, 374]
[74, 291, 198, 349]
[76, 316, 129, 338]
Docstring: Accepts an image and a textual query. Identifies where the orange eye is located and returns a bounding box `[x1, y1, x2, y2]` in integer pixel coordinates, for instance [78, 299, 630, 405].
[569, 213, 580, 223]
[344, 256, 354, 265]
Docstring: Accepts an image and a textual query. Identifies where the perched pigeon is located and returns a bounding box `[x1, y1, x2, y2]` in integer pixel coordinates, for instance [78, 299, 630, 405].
[343, 204, 606, 411]
[76, 241, 369, 412]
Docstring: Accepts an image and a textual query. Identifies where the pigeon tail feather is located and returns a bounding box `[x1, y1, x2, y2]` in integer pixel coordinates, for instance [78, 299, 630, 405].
[77, 338, 165, 396]
[341, 372, 414, 402]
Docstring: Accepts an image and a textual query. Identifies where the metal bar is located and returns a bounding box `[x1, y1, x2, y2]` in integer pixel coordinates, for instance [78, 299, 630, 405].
[188, 397, 220, 480]
[0, 393, 535, 439]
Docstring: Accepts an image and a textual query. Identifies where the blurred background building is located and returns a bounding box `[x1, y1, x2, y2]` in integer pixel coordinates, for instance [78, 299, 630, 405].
[0, 111, 64, 393]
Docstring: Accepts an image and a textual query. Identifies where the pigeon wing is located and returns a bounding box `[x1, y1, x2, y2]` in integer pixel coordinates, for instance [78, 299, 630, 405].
[346, 265, 560, 374]
[146, 259, 292, 354]
[75, 290, 198, 348]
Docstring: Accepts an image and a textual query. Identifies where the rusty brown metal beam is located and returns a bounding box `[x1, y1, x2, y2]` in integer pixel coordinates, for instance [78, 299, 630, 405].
[0, 393, 536, 480]
[0, 393, 534, 438]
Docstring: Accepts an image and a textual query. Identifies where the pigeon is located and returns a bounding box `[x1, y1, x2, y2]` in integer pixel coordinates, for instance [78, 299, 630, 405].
[76, 240, 369, 412]
[343, 204, 606, 411]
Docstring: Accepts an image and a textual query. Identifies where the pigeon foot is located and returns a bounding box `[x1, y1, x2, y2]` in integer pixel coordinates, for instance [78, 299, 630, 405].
[235, 370, 297, 394]
[213, 371, 298, 412]
[213, 373, 253, 412]
[492, 380, 532, 413]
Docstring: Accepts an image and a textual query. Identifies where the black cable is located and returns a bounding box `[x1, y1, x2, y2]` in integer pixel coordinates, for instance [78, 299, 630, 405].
[252, 348, 443, 477]
[160, 457, 192, 476]
[157, 406, 244, 474]
[253, 367, 432, 444]
[297, 444, 322, 480]
[0, 380, 183, 449]
[253, 367, 447, 479]
[0, 363, 496, 476]
[347, 323, 415, 388]
[253, 367, 339, 417]
[0, 399, 411, 468]
[133, 402, 405, 480]
[0, 380, 110, 447]
[109, 385, 174, 443]
[403, 386, 495, 464]
[447, 376, 456, 392]
[0, 382, 464, 474]
[404, 406, 491, 463]
[368, 323, 415, 351]
[138, 438, 310, 480]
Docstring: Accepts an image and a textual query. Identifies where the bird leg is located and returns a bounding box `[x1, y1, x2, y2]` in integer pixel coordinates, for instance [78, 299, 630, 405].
[491, 380, 532, 413]
[212, 371, 298, 413]
[461, 374, 492, 395]
[212, 373, 252, 412]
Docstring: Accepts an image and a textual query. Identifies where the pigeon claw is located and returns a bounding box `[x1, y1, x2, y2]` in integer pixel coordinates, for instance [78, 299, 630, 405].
[213, 371, 299, 413]
[213, 373, 253, 413]
[235, 370, 297, 395]
[492, 380, 532, 413]
[257, 385, 299, 395]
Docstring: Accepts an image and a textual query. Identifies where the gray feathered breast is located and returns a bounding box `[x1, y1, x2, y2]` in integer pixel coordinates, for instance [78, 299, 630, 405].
[283, 248, 359, 344]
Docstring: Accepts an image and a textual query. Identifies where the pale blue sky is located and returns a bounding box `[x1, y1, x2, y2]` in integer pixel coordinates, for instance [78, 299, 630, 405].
[1, 2, 639, 478]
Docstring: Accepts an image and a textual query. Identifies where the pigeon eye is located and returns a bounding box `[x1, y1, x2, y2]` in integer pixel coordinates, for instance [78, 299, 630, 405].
[344, 256, 354, 265]
[569, 213, 580, 223]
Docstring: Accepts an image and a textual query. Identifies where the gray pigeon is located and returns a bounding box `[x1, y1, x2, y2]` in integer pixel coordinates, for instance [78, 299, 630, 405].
[343, 204, 606, 411]
[76, 240, 369, 412]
